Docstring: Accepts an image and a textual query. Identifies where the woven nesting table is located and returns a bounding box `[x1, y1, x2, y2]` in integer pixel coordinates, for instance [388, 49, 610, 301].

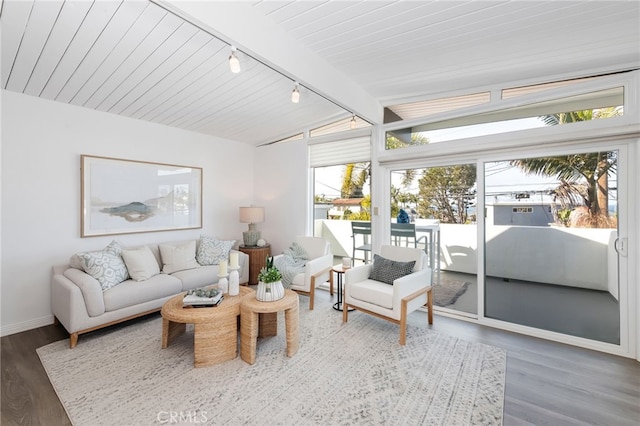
[240, 289, 299, 365]
[161, 286, 253, 368]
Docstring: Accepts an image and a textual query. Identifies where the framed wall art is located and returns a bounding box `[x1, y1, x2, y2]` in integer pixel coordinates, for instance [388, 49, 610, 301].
[81, 155, 202, 237]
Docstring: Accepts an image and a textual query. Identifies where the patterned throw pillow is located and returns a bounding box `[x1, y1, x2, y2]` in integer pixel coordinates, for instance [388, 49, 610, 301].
[196, 235, 235, 266]
[77, 240, 130, 291]
[369, 254, 416, 285]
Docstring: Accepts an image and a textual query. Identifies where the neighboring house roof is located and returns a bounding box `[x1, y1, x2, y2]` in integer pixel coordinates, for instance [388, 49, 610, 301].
[332, 198, 364, 206]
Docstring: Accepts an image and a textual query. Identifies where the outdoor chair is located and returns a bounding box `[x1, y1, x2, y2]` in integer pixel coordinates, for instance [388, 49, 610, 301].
[275, 236, 333, 310]
[342, 245, 433, 345]
[391, 222, 429, 251]
[351, 221, 372, 264]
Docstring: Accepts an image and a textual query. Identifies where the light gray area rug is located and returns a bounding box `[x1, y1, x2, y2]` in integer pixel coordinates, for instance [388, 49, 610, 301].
[38, 300, 505, 426]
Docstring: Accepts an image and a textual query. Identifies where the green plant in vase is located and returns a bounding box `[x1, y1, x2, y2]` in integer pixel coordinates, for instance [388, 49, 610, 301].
[258, 256, 282, 284]
[256, 256, 285, 301]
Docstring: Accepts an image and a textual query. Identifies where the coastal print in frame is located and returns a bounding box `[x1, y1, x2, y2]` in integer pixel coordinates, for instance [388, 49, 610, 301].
[81, 155, 202, 237]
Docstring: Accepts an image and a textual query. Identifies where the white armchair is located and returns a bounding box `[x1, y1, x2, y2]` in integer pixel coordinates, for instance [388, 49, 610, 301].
[274, 236, 333, 310]
[343, 245, 433, 345]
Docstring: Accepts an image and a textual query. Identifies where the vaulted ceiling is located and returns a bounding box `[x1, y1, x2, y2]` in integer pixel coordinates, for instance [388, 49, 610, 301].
[2, 0, 639, 145]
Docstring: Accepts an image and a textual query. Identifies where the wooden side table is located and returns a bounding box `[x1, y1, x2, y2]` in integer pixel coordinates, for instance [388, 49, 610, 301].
[239, 245, 271, 285]
[240, 289, 299, 365]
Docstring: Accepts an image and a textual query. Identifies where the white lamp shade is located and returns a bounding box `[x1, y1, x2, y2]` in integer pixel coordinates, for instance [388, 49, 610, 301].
[239, 207, 264, 224]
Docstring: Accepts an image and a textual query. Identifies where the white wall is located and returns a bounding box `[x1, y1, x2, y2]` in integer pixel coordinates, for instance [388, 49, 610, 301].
[253, 139, 308, 256]
[0, 91, 255, 335]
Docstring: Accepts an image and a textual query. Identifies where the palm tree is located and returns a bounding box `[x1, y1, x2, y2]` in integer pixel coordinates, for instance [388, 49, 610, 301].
[511, 108, 621, 227]
[340, 163, 369, 199]
[511, 152, 616, 218]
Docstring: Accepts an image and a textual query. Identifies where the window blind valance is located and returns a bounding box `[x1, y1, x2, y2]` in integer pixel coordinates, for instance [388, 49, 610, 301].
[309, 136, 371, 168]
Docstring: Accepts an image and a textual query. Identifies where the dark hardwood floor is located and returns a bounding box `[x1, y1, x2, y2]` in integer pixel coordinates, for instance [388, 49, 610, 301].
[2, 324, 71, 426]
[2, 290, 639, 425]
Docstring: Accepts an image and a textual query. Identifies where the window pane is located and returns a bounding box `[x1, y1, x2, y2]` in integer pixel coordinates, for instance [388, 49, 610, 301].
[313, 163, 371, 265]
[385, 87, 624, 149]
[484, 153, 620, 344]
[391, 165, 478, 316]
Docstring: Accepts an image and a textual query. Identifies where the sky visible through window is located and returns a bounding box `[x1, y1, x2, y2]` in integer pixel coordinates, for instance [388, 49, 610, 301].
[316, 118, 546, 200]
[315, 115, 618, 214]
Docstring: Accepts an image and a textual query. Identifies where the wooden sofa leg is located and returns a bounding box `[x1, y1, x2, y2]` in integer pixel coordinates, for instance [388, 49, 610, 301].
[309, 289, 315, 311]
[69, 333, 79, 349]
[427, 288, 433, 325]
[342, 303, 348, 323]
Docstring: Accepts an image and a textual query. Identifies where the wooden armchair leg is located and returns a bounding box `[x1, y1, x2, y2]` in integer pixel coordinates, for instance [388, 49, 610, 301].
[309, 288, 315, 311]
[400, 299, 408, 346]
[342, 303, 348, 323]
[329, 273, 334, 296]
[427, 287, 433, 325]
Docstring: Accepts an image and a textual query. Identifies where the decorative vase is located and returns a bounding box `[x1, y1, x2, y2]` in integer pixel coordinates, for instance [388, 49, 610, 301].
[218, 274, 229, 294]
[228, 268, 240, 296]
[256, 280, 285, 302]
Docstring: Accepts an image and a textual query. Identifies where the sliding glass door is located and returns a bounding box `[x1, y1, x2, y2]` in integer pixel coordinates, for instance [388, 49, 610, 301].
[484, 150, 621, 344]
[391, 164, 478, 316]
[387, 144, 627, 347]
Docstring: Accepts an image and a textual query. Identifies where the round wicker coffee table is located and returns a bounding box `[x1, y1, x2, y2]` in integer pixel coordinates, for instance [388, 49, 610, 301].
[161, 286, 253, 368]
[240, 289, 299, 365]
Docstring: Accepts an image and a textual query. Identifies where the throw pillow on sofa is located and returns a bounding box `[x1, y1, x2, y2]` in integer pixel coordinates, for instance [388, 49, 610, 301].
[121, 245, 160, 281]
[159, 240, 199, 274]
[75, 240, 130, 291]
[196, 235, 235, 266]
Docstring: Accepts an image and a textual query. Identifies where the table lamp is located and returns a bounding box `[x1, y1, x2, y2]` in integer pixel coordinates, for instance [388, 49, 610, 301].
[239, 206, 264, 246]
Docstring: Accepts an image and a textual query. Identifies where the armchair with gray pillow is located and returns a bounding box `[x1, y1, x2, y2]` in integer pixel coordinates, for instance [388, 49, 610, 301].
[342, 245, 433, 345]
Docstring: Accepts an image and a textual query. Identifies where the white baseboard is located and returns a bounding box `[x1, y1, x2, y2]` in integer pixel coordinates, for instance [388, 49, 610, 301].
[1, 315, 55, 337]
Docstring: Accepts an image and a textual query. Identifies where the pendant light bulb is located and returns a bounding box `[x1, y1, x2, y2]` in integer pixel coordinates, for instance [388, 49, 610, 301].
[229, 47, 241, 74]
[350, 115, 357, 129]
[291, 84, 300, 103]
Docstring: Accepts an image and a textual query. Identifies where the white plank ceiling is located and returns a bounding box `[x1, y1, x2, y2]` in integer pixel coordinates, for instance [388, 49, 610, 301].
[2, 0, 639, 145]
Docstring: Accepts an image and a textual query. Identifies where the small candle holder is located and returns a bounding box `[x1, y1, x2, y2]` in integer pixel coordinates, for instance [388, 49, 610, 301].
[217, 273, 229, 294]
[228, 267, 240, 296]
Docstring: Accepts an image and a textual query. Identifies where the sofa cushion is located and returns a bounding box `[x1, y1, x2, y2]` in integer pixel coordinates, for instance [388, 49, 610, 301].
[369, 254, 415, 285]
[121, 245, 160, 281]
[196, 235, 235, 266]
[159, 240, 199, 274]
[171, 265, 219, 291]
[103, 274, 182, 312]
[75, 241, 129, 291]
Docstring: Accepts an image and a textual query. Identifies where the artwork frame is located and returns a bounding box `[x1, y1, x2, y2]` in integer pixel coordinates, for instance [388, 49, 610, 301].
[81, 155, 202, 237]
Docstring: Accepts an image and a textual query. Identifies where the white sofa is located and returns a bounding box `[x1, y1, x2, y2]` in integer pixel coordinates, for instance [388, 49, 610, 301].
[51, 239, 249, 348]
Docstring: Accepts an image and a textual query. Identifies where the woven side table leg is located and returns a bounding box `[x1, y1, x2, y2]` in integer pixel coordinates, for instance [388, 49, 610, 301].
[259, 312, 278, 337]
[284, 302, 299, 358]
[162, 319, 185, 349]
[240, 306, 259, 365]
